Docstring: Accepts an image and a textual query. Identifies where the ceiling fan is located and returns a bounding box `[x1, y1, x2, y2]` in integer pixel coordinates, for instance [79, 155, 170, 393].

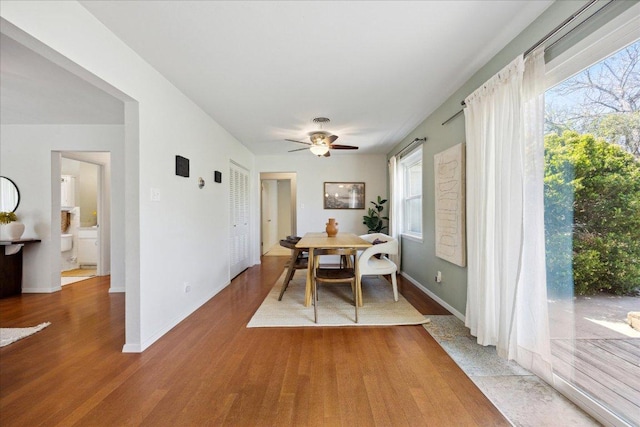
[286, 117, 358, 157]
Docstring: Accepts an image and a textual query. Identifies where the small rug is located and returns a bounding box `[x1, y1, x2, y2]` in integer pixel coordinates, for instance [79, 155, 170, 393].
[423, 316, 597, 426]
[248, 271, 429, 327]
[0, 322, 51, 347]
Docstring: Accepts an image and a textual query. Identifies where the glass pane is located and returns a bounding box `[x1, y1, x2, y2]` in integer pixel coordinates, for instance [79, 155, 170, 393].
[407, 162, 422, 196]
[545, 40, 640, 425]
[405, 198, 422, 234]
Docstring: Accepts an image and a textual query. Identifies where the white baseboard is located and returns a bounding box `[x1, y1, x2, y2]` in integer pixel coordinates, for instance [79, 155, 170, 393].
[400, 271, 465, 322]
[122, 343, 141, 353]
[135, 280, 231, 353]
[109, 286, 125, 293]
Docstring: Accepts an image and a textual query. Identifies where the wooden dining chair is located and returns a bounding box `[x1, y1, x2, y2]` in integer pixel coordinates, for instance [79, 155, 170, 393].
[278, 237, 308, 300]
[312, 248, 359, 323]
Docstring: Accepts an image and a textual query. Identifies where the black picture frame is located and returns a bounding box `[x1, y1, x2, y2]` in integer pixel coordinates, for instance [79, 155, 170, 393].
[175, 155, 190, 177]
[214, 170, 222, 183]
[323, 182, 365, 209]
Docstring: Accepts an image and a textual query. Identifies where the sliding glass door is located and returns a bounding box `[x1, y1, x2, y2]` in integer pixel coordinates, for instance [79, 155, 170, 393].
[544, 39, 640, 426]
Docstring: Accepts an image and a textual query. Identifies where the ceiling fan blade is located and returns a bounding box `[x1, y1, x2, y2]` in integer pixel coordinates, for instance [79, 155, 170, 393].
[329, 144, 359, 150]
[323, 150, 331, 157]
[327, 135, 338, 144]
[288, 147, 309, 152]
[285, 139, 311, 146]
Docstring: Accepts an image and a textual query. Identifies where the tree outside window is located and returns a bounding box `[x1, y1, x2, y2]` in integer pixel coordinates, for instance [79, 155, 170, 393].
[545, 40, 640, 296]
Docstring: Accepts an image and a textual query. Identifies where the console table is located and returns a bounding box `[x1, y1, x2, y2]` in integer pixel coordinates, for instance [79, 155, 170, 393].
[0, 238, 41, 298]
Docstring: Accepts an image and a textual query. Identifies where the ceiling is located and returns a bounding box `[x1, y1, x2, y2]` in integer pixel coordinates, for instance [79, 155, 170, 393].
[2, 1, 555, 155]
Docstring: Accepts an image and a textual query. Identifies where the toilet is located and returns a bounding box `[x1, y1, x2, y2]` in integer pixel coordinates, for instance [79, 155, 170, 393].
[61, 234, 73, 252]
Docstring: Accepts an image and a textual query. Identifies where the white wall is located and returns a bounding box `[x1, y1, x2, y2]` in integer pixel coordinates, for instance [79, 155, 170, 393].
[1, 1, 255, 352]
[77, 161, 98, 226]
[255, 154, 388, 250]
[0, 125, 125, 295]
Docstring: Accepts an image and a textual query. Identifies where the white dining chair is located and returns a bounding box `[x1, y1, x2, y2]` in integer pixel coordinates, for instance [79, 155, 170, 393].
[358, 233, 399, 302]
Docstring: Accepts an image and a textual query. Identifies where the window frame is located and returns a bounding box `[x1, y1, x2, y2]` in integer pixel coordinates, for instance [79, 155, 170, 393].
[398, 145, 423, 242]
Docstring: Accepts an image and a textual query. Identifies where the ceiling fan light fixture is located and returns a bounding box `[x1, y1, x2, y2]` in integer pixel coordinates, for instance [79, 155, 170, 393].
[310, 145, 330, 156]
[285, 118, 357, 156]
[310, 132, 327, 145]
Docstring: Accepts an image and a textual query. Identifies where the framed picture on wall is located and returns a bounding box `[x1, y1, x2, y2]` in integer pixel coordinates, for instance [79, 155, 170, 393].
[434, 143, 466, 267]
[323, 182, 365, 209]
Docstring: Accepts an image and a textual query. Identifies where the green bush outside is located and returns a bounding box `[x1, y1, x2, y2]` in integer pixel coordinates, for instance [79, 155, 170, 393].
[544, 131, 640, 296]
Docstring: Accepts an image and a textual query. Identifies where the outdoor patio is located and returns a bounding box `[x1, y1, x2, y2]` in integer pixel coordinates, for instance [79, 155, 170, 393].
[548, 293, 640, 426]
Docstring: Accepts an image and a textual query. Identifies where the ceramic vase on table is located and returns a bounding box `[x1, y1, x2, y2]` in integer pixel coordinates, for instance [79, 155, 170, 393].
[5, 221, 25, 241]
[325, 218, 338, 237]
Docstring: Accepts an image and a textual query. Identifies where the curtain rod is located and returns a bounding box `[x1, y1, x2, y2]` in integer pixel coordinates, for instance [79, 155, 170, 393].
[395, 137, 427, 159]
[441, 0, 611, 126]
[523, 0, 603, 57]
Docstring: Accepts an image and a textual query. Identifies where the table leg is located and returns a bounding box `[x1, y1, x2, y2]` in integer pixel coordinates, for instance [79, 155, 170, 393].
[304, 247, 314, 307]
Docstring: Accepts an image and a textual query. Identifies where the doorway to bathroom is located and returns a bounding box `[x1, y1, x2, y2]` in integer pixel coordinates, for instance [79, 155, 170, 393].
[59, 152, 111, 286]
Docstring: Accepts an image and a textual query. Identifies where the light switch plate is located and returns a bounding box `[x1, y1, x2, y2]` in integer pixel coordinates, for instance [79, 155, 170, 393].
[150, 188, 161, 202]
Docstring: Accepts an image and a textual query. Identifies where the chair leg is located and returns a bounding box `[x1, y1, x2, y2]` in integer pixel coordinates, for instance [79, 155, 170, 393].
[354, 279, 358, 323]
[312, 278, 318, 323]
[278, 266, 295, 301]
[278, 254, 298, 301]
[391, 272, 398, 302]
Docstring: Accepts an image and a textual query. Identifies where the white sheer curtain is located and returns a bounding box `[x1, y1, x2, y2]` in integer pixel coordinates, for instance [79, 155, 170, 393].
[388, 156, 401, 268]
[464, 49, 552, 381]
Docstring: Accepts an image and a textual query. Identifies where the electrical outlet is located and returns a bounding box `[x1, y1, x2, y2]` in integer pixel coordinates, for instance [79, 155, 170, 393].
[150, 188, 161, 202]
[435, 271, 442, 283]
[184, 282, 191, 293]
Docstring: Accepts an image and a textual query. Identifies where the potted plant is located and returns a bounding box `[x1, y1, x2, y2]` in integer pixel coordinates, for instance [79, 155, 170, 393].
[362, 196, 388, 233]
[0, 211, 25, 240]
[0, 211, 17, 225]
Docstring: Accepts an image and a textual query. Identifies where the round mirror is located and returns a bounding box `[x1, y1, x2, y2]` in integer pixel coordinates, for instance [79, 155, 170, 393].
[0, 176, 21, 213]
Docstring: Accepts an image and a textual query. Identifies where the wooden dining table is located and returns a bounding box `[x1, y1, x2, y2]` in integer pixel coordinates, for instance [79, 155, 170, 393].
[296, 232, 372, 307]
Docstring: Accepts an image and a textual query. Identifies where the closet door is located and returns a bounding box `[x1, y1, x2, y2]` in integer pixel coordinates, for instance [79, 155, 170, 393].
[229, 162, 250, 278]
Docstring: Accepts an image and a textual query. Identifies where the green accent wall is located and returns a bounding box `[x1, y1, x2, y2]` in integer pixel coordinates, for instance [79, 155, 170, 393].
[391, 0, 636, 316]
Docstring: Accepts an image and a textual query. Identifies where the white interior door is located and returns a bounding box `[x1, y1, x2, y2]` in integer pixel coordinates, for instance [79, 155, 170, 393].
[261, 180, 278, 254]
[229, 162, 250, 278]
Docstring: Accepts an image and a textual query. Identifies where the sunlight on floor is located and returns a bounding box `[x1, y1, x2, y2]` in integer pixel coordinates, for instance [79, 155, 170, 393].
[61, 277, 92, 286]
[264, 243, 291, 256]
[61, 268, 96, 286]
[584, 317, 640, 338]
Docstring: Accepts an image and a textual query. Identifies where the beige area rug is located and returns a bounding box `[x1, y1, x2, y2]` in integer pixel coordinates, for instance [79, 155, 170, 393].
[248, 272, 429, 327]
[0, 322, 51, 347]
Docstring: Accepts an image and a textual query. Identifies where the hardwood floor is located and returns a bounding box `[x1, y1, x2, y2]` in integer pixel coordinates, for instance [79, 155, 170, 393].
[0, 257, 508, 426]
